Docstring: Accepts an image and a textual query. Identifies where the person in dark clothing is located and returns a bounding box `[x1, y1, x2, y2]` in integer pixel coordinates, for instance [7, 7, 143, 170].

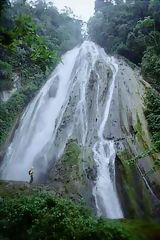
[29, 167, 34, 184]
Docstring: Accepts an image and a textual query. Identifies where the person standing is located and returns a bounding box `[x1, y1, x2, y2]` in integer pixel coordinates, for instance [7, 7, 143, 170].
[29, 167, 34, 184]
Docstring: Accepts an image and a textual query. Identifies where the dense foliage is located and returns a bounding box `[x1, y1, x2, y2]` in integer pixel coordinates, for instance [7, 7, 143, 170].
[88, 0, 160, 92]
[0, 0, 82, 146]
[145, 89, 160, 148]
[0, 193, 151, 240]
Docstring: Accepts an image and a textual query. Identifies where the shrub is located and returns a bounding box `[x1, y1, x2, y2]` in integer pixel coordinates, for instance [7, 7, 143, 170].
[144, 88, 160, 146]
[0, 194, 140, 240]
[142, 48, 160, 92]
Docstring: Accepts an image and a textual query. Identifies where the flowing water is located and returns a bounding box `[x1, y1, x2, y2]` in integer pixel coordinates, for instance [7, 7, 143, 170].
[92, 57, 123, 218]
[0, 41, 123, 218]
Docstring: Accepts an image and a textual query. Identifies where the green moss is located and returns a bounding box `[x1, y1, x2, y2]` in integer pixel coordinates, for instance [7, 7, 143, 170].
[117, 151, 153, 217]
[50, 140, 86, 198]
[117, 151, 140, 216]
[48, 140, 96, 207]
[60, 140, 83, 186]
[62, 140, 81, 166]
[135, 113, 149, 150]
[121, 220, 160, 240]
[134, 111, 160, 176]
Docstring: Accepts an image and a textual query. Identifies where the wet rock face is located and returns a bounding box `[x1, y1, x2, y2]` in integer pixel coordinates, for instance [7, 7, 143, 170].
[115, 153, 154, 218]
[108, 58, 160, 218]
[48, 76, 60, 98]
[85, 60, 113, 146]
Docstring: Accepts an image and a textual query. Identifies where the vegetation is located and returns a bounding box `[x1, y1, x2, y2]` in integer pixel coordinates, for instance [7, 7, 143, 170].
[48, 140, 86, 198]
[1, 190, 160, 240]
[0, 0, 82, 146]
[117, 151, 153, 217]
[48, 140, 97, 203]
[145, 89, 160, 145]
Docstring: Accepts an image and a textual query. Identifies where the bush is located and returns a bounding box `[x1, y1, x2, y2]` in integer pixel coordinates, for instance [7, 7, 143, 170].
[142, 48, 160, 92]
[144, 88, 160, 146]
[0, 194, 140, 240]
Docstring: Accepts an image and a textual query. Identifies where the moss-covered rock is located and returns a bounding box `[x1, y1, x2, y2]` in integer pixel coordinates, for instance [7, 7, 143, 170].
[134, 113, 160, 199]
[116, 151, 153, 218]
[0, 180, 58, 199]
[48, 139, 97, 210]
[134, 114, 149, 150]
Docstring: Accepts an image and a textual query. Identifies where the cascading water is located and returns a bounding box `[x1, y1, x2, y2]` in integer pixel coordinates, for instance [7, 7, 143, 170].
[92, 57, 123, 218]
[0, 41, 123, 219]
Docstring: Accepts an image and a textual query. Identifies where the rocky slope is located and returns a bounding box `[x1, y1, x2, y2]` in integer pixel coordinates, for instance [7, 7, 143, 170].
[111, 57, 160, 217]
[47, 55, 160, 218]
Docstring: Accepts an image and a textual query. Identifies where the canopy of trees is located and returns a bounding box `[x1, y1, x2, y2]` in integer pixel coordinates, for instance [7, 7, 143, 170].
[0, 0, 82, 91]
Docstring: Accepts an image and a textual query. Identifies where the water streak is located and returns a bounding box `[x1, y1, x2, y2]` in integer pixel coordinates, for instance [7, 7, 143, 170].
[92, 56, 123, 218]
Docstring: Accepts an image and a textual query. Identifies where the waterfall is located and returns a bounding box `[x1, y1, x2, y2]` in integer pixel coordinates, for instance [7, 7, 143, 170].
[92, 56, 123, 218]
[0, 41, 123, 219]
